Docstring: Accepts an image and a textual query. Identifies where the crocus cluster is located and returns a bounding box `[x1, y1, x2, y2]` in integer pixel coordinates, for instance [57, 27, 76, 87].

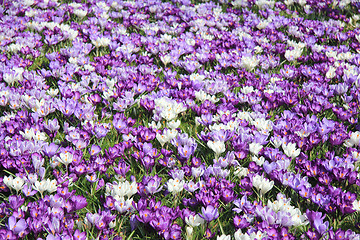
[1, 0, 360, 239]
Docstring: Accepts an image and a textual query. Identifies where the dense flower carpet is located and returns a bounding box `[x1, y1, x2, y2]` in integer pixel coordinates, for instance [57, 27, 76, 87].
[1, 0, 360, 239]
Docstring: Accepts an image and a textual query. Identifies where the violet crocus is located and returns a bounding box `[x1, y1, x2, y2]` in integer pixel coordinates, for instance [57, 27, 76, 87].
[44, 118, 60, 134]
[136, 209, 153, 223]
[69, 195, 87, 211]
[113, 116, 128, 133]
[7, 216, 27, 235]
[8, 195, 24, 209]
[94, 125, 109, 138]
[199, 205, 219, 222]
[145, 176, 163, 195]
[44, 143, 59, 157]
[73, 229, 87, 240]
[149, 217, 170, 231]
[233, 215, 251, 229]
[306, 210, 329, 235]
[89, 145, 101, 157]
[178, 144, 196, 160]
[22, 184, 37, 197]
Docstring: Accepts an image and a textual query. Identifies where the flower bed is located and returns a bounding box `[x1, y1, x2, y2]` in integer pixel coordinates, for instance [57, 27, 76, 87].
[1, 0, 360, 239]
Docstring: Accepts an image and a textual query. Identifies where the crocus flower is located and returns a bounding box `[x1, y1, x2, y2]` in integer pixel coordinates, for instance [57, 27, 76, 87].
[73, 229, 87, 240]
[207, 140, 226, 158]
[57, 152, 74, 167]
[199, 205, 219, 222]
[167, 178, 185, 194]
[217, 234, 231, 240]
[249, 142, 263, 156]
[22, 184, 37, 197]
[252, 175, 274, 196]
[185, 214, 204, 227]
[149, 217, 170, 231]
[8, 195, 24, 209]
[282, 142, 301, 158]
[204, 228, 215, 239]
[178, 144, 196, 159]
[306, 210, 329, 235]
[7, 216, 27, 234]
[5, 176, 25, 193]
[145, 176, 163, 195]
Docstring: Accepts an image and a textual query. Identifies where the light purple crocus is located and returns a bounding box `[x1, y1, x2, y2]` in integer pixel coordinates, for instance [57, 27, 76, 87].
[8, 216, 27, 234]
[199, 205, 219, 222]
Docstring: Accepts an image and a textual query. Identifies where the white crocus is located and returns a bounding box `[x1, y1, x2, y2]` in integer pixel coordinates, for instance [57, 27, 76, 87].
[34, 131, 47, 141]
[249, 142, 263, 156]
[161, 107, 177, 121]
[326, 66, 336, 79]
[127, 181, 137, 197]
[156, 128, 177, 146]
[207, 140, 226, 158]
[148, 121, 161, 130]
[33, 179, 49, 195]
[57, 152, 74, 166]
[164, 128, 178, 139]
[252, 156, 265, 166]
[19, 128, 35, 140]
[186, 226, 193, 240]
[156, 133, 170, 147]
[353, 200, 360, 211]
[92, 37, 110, 47]
[13, 176, 24, 192]
[350, 131, 360, 146]
[3, 176, 14, 188]
[74, 9, 87, 18]
[250, 231, 267, 240]
[234, 166, 249, 178]
[109, 219, 116, 229]
[290, 208, 308, 227]
[217, 235, 231, 240]
[241, 55, 259, 71]
[47, 88, 59, 97]
[282, 142, 300, 158]
[160, 54, 171, 66]
[112, 180, 137, 198]
[46, 179, 58, 193]
[167, 119, 181, 129]
[352, 151, 360, 161]
[234, 230, 251, 240]
[167, 178, 185, 194]
[252, 175, 274, 196]
[185, 214, 204, 227]
[5, 176, 24, 192]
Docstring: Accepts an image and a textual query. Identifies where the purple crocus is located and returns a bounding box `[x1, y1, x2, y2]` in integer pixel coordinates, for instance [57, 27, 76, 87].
[8, 195, 24, 209]
[149, 217, 170, 231]
[44, 118, 60, 132]
[113, 116, 128, 134]
[44, 143, 59, 157]
[306, 210, 329, 235]
[7, 216, 27, 235]
[22, 184, 37, 197]
[88, 93, 102, 104]
[73, 229, 87, 240]
[89, 145, 101, 157]
[69, 195, 88, 211]
[145, 176, 163, 195]
[136, 209, 153, 223]
[178, 144, 196, 160]
[94, 125, 109, 138]
[199, 205, 219, 222]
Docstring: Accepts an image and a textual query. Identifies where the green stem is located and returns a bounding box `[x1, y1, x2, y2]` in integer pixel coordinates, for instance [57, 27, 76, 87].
[173, 193, 178, 207]
[217, 218, 225, 235]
